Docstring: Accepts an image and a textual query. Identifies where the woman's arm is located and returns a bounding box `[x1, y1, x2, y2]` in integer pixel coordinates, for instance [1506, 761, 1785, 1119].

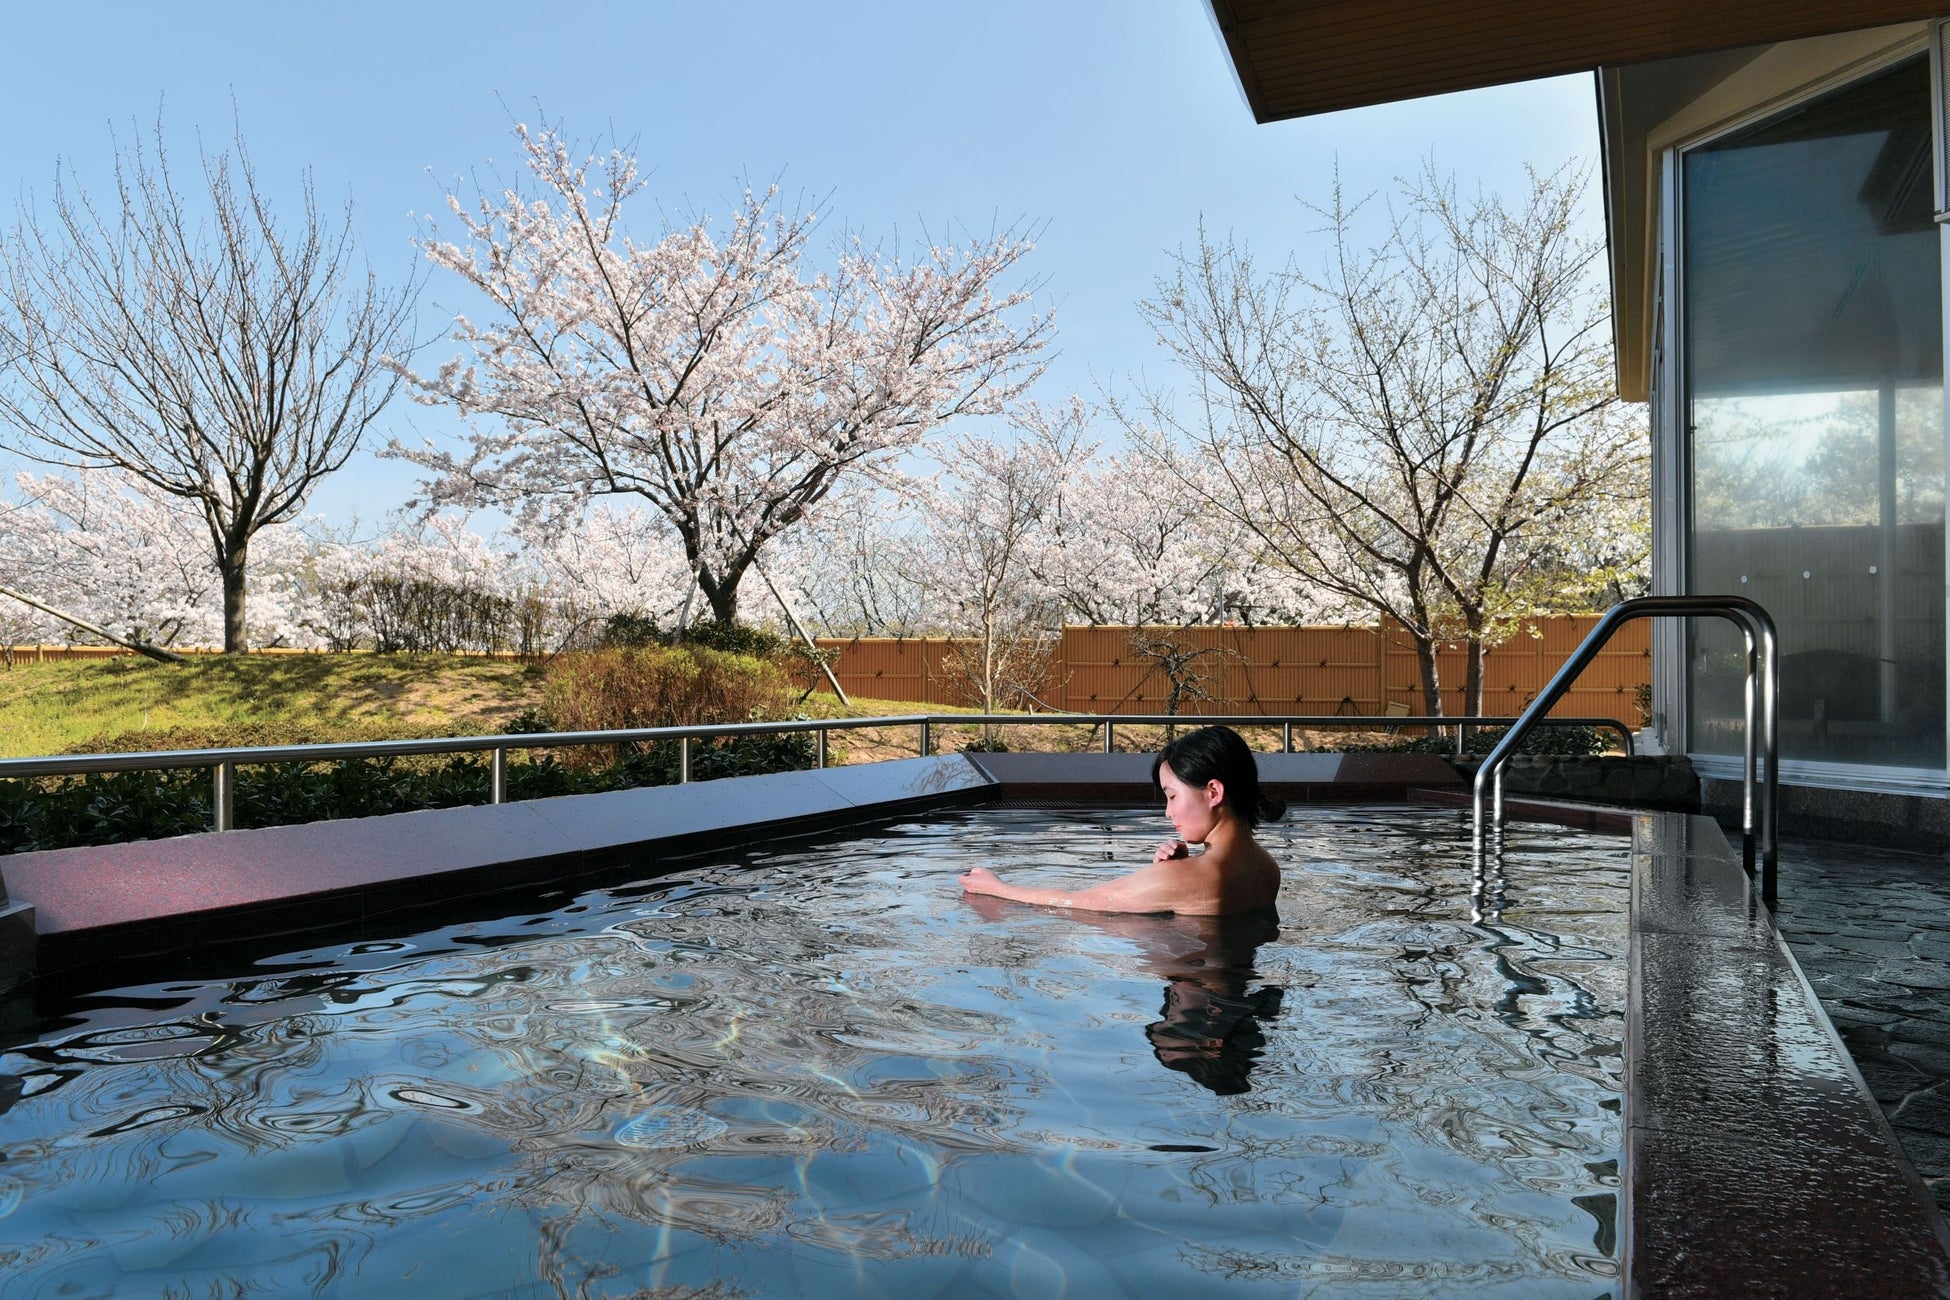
[959, 862, 1185, 914]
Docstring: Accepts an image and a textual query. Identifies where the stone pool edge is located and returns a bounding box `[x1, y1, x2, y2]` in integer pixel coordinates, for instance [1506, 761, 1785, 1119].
[1624, 811, 1950, 1296]
[0, 754, 999, 995]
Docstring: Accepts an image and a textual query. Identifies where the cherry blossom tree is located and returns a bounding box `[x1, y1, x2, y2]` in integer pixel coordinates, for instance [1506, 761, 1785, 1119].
[0, 471, 325, 650]
[900, 402, 1084, 713]
[0, 117, 418, 651]
[1126, 165, 1646, 714]
[515, 502, 692, 635]
[769, 483, 934, 638]
[2, 471, 223, 646]
[0, 478, 65, 649]
[395, 121, 1051, 626]
[1037, 448, 1325, 628]
[0, 478, 707, 656]
[775, 408, 1331, 642]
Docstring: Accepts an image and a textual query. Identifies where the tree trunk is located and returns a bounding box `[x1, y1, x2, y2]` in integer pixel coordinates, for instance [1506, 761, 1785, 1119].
[982, 610, 1000, 729]
[1413, 634, 1444, 717]
[1457, 633, 1489, 757]
[219, 543, 250, 653]
[1463, 635, 1487, 718]
[696, 569, 741, 625]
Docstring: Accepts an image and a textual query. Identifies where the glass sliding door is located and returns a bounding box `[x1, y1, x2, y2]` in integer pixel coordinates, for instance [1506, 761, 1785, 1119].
[1684, 55, 1946, 771]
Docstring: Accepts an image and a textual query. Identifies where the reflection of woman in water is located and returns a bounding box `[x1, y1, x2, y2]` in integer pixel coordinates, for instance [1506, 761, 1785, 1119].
[960, 895, 1287, 1095]
[959, 725, 1286, 916]
[1099, 909, 1285, 1096]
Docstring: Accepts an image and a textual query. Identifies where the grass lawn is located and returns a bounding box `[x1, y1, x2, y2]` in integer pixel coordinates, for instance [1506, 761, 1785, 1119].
[0, 654, 1001, 759]
[0, 654, 551, 757]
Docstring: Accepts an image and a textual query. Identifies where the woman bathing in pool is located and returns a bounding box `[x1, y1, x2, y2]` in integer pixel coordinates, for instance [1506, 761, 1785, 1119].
[959, 725, 1284, 916]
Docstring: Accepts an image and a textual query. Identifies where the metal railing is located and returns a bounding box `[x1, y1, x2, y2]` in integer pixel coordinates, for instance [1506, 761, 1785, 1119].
[910, 712, 1631, 760]
[1472, 595, 1779, 905]
[0, 710, 1632, 833]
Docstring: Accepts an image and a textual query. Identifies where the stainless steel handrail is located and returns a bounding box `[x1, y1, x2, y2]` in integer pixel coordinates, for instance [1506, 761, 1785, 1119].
[1471, 595, 1779, 905]
[0, 709, 1634, 833]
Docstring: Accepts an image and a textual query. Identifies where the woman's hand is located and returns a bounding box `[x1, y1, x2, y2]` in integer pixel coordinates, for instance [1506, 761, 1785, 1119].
[960, 867, 1004, 895]
[1154, 839, 1190, 864]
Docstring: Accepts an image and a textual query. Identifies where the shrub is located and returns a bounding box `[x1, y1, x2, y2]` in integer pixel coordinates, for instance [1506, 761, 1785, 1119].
[1341, 723, 1613, 758]
[0, 769, 211, 853]
[0, 730, 816, 856]
[598, 611, 664, 649]
[675, 620, 789, 660]
[360, 575, 516, 654]
[541, 645, 793, 734]
[503, 708, 552, 735]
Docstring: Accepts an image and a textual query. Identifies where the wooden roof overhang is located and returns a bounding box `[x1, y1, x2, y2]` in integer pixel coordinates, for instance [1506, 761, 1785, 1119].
[1207, 0, 1950, 123]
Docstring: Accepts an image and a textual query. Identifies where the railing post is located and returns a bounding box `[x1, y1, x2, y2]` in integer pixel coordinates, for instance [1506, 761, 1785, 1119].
[1103, 721, 1115, 754]
[919, 719, 931, 757]
[213, 761, 235, 832]
[491, 747, 508, 804]
[679, 736, 692, 783]
[1740, 624, 1759, 852]
[1283, 721, 1293, 753]
[816, 727, 828, 770]
[1762, 614, 1780, 906]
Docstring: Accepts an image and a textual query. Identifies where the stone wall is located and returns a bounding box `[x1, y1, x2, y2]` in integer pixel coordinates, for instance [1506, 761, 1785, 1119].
[1702, 777, 1950, 854]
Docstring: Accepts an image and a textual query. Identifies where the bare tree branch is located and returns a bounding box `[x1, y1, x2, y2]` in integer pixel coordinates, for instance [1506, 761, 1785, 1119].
[0, 112, 420, 650]
[1123, 163, 1648, 715]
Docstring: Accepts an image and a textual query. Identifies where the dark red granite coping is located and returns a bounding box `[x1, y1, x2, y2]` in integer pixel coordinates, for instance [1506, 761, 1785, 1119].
[0, 901, 31, 1003]
[1621, 812, 1950, 1295]
[1415, 788, 1950, 1288]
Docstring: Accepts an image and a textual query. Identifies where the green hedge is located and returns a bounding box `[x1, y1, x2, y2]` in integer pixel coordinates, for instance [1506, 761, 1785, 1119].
[0, 732, 816, 856]
[1340, 724, 1614, 758]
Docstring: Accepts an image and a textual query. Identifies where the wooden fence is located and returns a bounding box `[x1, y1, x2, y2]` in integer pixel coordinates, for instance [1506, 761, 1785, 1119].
[815, 617, 1650, 722]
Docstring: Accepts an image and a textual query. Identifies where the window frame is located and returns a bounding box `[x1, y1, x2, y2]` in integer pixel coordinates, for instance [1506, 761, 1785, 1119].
[1663, 35, 1950, 795]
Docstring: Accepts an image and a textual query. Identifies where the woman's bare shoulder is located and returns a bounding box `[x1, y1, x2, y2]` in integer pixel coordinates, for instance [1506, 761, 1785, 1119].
[1218, 840, 1281, 911]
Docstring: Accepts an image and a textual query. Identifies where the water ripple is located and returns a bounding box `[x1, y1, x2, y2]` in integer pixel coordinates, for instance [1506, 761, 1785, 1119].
[614, 1107, 730, 1150]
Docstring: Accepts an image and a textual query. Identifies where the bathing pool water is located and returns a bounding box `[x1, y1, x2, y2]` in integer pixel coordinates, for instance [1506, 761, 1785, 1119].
[0, 805, 1625, 1297]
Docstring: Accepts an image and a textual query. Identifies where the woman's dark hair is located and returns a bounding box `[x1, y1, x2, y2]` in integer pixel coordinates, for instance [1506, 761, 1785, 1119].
[1150, 725, 1286, 828]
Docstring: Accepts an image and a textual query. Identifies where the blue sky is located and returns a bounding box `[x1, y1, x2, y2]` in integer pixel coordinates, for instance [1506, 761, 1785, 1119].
[1, 1, 1601, 525]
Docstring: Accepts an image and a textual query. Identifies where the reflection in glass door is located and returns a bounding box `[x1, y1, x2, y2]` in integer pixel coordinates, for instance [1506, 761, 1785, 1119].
[1684, 55, 1946, 770]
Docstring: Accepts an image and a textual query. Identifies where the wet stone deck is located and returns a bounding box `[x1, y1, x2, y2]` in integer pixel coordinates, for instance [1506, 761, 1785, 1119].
[1779, 841, 1950, 1213]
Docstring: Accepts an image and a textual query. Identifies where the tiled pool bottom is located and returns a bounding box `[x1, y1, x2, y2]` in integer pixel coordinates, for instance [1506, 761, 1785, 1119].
[1776, 840, 1950, 1213]
[0, 806, 1626, 1297]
